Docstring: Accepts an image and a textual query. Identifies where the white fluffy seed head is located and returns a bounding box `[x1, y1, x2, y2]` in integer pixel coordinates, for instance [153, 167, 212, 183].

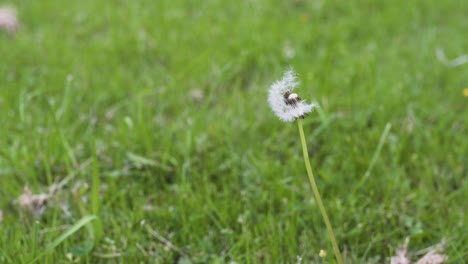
[268, 69, 318, 122]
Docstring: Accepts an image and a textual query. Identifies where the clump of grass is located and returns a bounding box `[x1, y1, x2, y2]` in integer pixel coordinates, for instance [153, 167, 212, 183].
[1, 1, 466, 262]
[268, 69, 343, 264]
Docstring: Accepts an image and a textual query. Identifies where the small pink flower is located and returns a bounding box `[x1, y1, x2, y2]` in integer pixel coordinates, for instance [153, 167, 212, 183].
[0, 7, 18, 34]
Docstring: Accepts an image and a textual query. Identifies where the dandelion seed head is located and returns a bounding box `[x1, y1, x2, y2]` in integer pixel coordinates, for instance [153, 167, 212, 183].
[268, 69, 318, 122]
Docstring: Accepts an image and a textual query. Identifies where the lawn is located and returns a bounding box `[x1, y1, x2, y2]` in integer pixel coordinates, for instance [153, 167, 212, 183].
[0, 0, 467, 263]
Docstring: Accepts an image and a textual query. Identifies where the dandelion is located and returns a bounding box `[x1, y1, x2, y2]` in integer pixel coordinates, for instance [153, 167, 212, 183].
[268, 69, 343, 264]
[268, 69, 318, 122]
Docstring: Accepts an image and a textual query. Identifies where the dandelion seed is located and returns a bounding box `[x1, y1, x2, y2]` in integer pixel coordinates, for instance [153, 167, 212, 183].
[268, 69, 318, 122]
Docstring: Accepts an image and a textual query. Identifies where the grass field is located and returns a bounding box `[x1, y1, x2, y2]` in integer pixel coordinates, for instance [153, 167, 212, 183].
[0, 0, 467, 263]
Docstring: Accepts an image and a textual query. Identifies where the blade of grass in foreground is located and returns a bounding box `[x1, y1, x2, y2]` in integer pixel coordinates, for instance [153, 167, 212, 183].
[91, 137, 103, 242]
[30, 215, 98, 264]
[352, 123, 392, 194]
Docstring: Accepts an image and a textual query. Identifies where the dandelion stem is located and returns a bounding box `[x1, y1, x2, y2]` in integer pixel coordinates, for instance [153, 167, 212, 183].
[297, 118, 343, 264]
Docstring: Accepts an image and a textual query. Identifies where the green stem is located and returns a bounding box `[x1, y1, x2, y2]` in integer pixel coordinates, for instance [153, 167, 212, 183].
[297, 119, 343, 264]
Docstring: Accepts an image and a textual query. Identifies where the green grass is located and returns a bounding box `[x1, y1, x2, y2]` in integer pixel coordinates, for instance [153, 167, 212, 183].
[1, 0, 467, 263]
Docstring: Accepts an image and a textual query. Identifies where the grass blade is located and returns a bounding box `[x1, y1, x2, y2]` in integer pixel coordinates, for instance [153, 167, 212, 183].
[30, 215, 98, 264]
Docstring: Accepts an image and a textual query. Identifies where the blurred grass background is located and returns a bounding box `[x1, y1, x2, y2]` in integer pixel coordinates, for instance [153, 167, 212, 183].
[0, 0, 467, 263]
